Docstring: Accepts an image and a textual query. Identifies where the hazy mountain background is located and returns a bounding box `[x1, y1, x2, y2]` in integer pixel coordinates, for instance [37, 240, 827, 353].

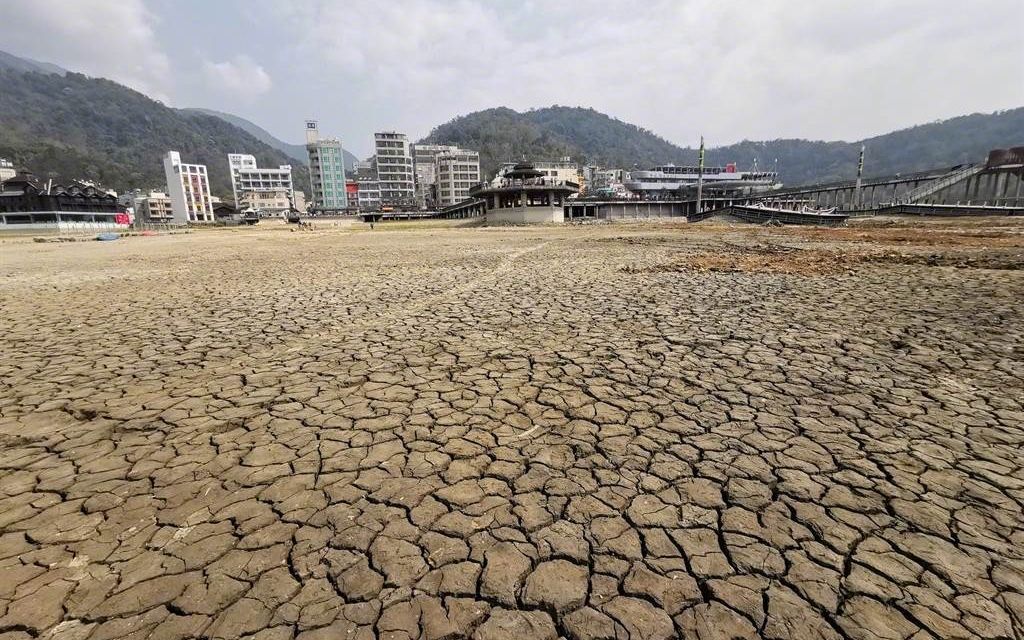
[0, 50, 309, 199]
[1, 48, 1021, 197]
[180, 107, 358, 171]
[422, 106, 1024, 184]
[0, 49, 67, 76]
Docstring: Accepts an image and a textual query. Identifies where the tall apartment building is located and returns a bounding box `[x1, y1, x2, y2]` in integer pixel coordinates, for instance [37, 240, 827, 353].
[354, 160, 381, 211]
[163, 151, 214, 223]
[227, 153, 294, 214]
[412, 144, 458, 208]
[374, 132, 415, 208]
[305, 120, 348, 212]
[435, 149, 481, 207]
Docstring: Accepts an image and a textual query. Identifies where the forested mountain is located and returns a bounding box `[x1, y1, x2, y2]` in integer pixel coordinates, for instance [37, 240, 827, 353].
[180, 108, 358, 171]
[422, 106, 1024, 185]
[0, 61, 307, 198]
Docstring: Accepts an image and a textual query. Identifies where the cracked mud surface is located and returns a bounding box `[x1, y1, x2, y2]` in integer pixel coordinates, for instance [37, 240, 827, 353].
[2, 219, 1023, 640]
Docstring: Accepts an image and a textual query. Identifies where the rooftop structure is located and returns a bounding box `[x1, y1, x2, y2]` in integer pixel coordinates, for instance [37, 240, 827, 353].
[470, 161, 576, 224]
[495, 158, 581, 190]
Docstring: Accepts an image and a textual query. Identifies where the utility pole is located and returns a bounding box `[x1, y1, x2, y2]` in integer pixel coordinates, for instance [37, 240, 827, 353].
[695, 135, 705, 215]
[855, 145, 865, 209]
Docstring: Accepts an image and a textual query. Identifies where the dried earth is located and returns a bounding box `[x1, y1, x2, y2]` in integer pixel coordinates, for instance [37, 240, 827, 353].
[1, 218, 1023, 640]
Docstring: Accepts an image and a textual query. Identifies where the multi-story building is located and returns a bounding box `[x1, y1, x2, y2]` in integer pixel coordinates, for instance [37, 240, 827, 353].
[134, 191, 175, 223]
[435, 149, 481, 207]
[494, 158, 581, 191]
[0, 158, 15, 183]
[163, 151, 213, 223]
[0, 171, 127, 231]
[374, 132, 415, 208]
[305, 120, 348, 212]
[591, 168, 624, 189]
[227, 153, 294, 215]
[412, 144, 458, 208]
[354, 160, 381, 211]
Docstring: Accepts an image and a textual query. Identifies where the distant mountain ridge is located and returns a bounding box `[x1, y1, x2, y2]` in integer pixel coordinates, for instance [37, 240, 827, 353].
[0, 49, 66, 76]
[181, 108, 358, 171]
[0, 49, 359, 178]
[2, 48, 1021, 194]
[422, 106, 1024, 185]
[0, 50, 309, 198]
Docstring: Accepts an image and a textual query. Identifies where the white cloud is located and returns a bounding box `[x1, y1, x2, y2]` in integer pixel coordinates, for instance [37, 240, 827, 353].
[269, 0, 1024, 153]
[2, 0, 1021, 156]
[202, 55, 273, 96]
[0, 0, 171, 101]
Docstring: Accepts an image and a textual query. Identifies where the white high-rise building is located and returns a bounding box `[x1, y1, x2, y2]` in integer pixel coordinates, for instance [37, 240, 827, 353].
[374, 132, 414, 208]
[435, 149, 481, 207]
[227, 153, 294, 215]
[163, 151, 213, 223]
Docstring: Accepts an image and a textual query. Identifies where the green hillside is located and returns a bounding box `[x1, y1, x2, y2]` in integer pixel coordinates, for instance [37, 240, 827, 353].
[2, 42, 1020, 195]
[422, 105, 1024, 185]
[0, 68, 309, 198]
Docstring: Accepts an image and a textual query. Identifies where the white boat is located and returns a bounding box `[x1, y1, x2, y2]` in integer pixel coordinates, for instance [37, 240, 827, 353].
[625, 163, 780, 198]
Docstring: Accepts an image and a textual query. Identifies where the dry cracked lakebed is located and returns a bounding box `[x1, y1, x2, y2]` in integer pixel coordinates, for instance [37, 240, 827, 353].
[1, 218, 1023, 640]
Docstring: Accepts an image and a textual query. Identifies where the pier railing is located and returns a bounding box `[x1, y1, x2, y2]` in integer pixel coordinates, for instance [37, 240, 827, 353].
[898, 165, 982, 204]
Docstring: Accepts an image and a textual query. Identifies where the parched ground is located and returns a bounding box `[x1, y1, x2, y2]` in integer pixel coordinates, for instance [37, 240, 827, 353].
[1, 218, 1023, 640]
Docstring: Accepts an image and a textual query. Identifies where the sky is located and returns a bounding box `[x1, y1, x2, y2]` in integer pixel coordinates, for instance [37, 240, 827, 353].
[0, 0, 1021, 158]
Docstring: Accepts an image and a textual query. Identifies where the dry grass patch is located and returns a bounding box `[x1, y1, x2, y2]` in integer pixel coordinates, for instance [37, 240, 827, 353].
[623, 243, 1024, 275]
[788, 218, 1024, 248]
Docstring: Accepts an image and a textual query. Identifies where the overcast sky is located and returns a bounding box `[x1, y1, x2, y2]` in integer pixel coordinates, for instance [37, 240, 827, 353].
[1, 0, 1021, 158]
